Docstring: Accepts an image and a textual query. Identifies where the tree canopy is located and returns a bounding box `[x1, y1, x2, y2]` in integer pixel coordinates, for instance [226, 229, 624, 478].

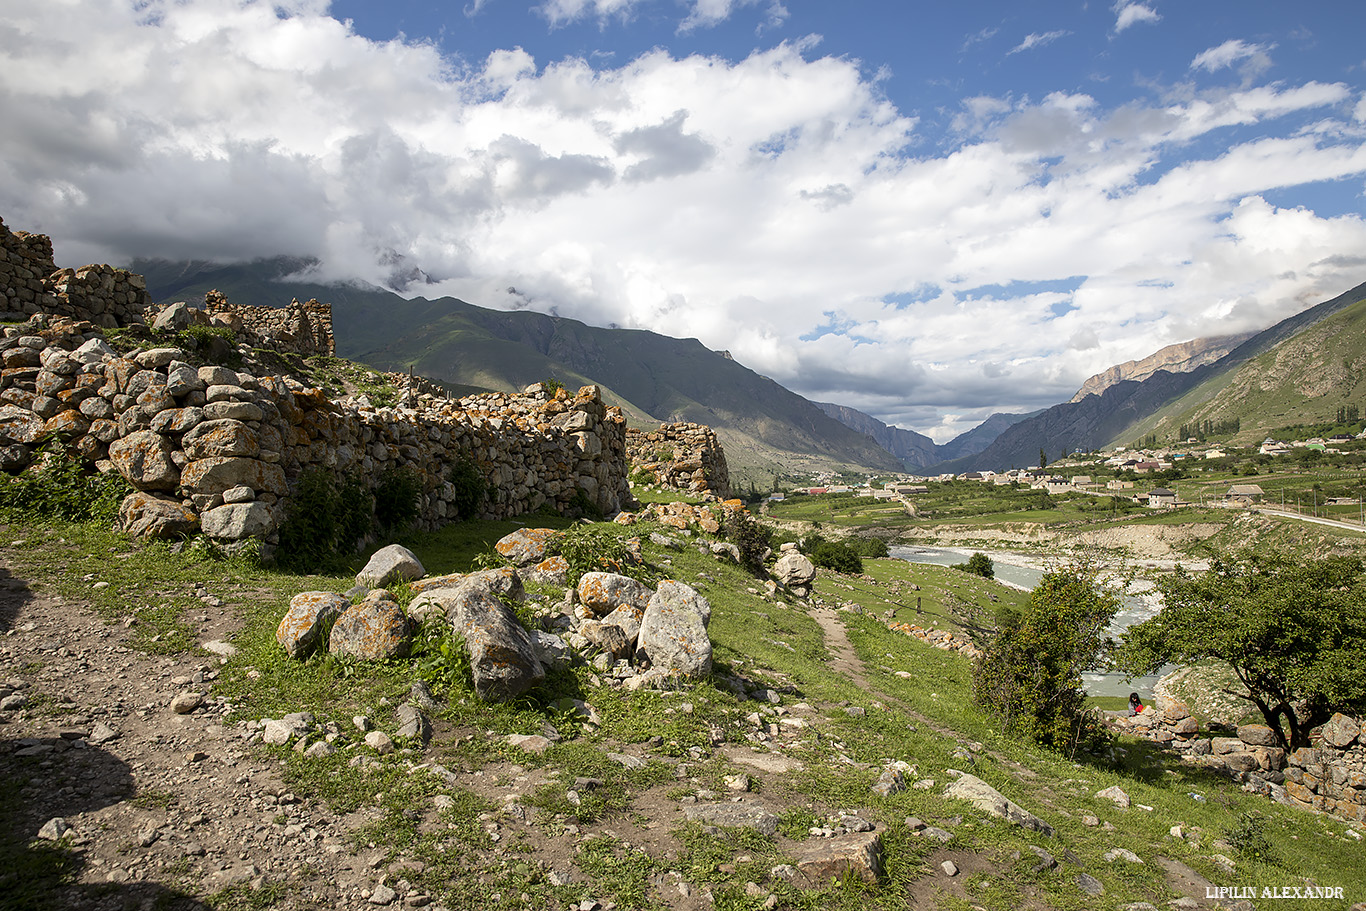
[974, 562, 1119, 756]
[1116, 552, 1366, 751]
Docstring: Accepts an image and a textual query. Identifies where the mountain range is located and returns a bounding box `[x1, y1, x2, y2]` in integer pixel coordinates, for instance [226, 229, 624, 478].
[939, 280, 1366, 472]
[135, 258, 905, 490]
[136, 257, 1366, 482]
[813, 402, 1040, 471]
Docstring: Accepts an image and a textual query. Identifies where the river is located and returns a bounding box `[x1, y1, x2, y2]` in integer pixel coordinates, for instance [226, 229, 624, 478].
[888, 545, 1166, 700]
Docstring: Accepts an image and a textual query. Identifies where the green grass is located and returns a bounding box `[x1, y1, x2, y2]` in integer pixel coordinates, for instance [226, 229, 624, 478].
[3, 502, 1365, 910]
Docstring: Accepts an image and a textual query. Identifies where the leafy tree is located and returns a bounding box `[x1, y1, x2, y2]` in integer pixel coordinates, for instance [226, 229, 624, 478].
[799, 533, 863, 574]
[952, 552, 994, 579]
[973, 562, 1118, 756]
[1116, 552, 1366, 751]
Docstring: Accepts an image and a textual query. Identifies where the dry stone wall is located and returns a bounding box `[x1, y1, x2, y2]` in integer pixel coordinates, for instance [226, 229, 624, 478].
[626, 422, 730, 499]
[199, 290, 335, 357]
[1, 317, 631, 545]
[1, 216, 150, 328]
[1114, 695, 1366, 823]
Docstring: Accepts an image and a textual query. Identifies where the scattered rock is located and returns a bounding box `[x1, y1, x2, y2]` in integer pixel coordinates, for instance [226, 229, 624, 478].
[357, 544, 425, 589]
[943, 771, 1055, 836]
[793, 830, 883, 884]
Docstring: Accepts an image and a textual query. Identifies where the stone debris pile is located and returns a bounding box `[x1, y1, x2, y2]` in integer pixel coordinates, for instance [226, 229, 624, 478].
[626, 422, 730, 499]
[276, 534, 715, 704]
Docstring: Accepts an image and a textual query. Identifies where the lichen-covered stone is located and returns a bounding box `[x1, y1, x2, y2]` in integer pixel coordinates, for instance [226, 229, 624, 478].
[117, 492, 200, 539]
[328, 595, 411, 660]
[356, 544, 425, 589]
[494, 528, 561, 566]
[108, 429, 179, 491]
[277, 591, 349, 659]
[637, 580, 712, 678]
[577, 572, 652, 618]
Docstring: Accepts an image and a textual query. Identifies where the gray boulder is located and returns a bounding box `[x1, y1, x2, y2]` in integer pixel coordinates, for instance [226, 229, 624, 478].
[493, 528, 560, 566]
[108, 430, 179, 491]
[201, 501, 273, 540]
[577, 571, 652, 618]
[277, 591, 349, 659]
[794, 831, 883, 884]
[637, 580, 712, 678]
[774, 552, 816, 587]
[419, 570, 544, 701]
[943, 771, 1054, 836]
[117, 492, 200, 539]
[357, 544, 426, 589]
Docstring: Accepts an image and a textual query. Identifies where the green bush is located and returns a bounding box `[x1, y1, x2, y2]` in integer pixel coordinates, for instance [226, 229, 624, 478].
[0, 445, 130, 524]
[952, 552, 994, 579]
[374, 467, 422, 530]
[847, 536, 889, 558]
[275, 469, 375, 572]
[722, 509, 773, 575]
[973, 563, 1117, 757]
[799, 533, 863, 574]
[448, 454, 486, 520]
[552, 524, 651, 586]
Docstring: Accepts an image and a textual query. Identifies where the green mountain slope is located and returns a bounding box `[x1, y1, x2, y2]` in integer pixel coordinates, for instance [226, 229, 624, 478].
[1130, 293, 1366, 445]
[134, 259, 905, 488]
[947, 280, 1366, 470]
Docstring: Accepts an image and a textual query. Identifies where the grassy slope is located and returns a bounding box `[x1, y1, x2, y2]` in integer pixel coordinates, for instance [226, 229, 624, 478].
[2, 499, 1363, 910]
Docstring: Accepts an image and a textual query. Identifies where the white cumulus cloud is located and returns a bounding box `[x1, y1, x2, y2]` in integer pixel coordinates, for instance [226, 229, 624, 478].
[0, 0, 1364, 441]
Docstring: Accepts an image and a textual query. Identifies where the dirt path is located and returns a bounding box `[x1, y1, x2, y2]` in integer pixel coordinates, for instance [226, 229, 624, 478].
[807, 606, 874, 693]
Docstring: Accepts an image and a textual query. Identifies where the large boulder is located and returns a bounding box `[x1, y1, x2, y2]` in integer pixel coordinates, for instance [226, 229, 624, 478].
[201, 501, 274, 540]
[774, 552, 816, 588]
[637, 580, 712, 678]
[356, 544, 425, 589]
[277, 591, 349, 659]
[794, 831, 884, 884]
[1319, 713, 1361, 749]
[108, 430, 179, 491]
[494, 528, 561, 566]
[413, 569, 543, 701]
[944, 771, 1054, 836]
[182, 419, 258, 460]
[577, 572, 652, 618]
[328, 592, 411, 660]
[180, 456, 286, 496]
[117, 492, 200, 539]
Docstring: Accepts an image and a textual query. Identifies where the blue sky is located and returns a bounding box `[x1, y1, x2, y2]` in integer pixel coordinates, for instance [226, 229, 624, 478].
[2, 0, 1365, 440]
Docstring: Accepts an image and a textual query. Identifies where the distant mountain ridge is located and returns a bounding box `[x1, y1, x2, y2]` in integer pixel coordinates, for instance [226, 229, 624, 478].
[946, 280, 1366, 471]
[1069, 333, 1253, 403]
[814, 402, 1041, 471]
[135, 258, 906, 489]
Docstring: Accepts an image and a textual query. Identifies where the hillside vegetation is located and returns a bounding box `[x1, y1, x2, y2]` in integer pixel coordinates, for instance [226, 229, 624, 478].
[4, 461, 1365, 909]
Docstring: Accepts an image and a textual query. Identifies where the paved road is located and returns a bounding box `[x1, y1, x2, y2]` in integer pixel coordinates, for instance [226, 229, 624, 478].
[1252, 507, 1366, 532]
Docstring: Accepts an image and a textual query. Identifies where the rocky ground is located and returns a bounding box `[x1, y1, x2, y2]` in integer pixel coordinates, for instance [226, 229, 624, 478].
[0, 530, 1319, 911]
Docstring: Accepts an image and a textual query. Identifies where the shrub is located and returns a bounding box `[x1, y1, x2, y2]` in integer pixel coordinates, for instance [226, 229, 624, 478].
[952, 552, 994, 579]
[0, 445, 130, 524]
[973, 562, 1117, 757]
[448, 454, 486, 520]
[800, 534, 863, 574]
[275, 469, 374, 572]
[374, 467, 422, 530]
[847, 536, 889, 558]
[552, 524, 651, 586]
[722, 509, 772, 575]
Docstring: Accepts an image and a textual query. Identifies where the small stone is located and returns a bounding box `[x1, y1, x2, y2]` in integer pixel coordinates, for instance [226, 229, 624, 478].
[365, 731, 395, 754]
[368, 883, 397, 905]
[89, 721, 119, 744]
[1096, 785, 1130, 808]
[1076, 873, 1105, 896]
[170, 692, 204, 714]
[38, 818, 70, 840]
[1104, 848, 1144, 864]
[940, 860, 958, 876]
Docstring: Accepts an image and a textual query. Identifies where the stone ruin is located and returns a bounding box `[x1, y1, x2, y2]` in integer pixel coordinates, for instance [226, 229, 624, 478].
[1113, 694, 1366, 823]
[626, 422, 730, 499]
[0, 215, 642, 549]
[1, 216, 151, 327]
